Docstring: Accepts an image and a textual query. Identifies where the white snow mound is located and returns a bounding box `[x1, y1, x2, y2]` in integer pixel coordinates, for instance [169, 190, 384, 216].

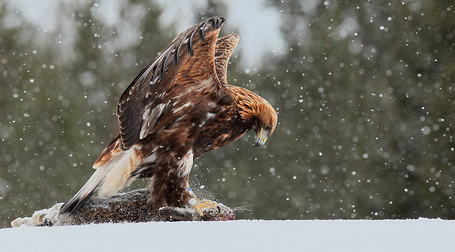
[1, 218, 453, 252]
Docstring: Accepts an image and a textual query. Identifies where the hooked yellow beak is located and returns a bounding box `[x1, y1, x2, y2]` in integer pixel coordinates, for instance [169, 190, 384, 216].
[253, 128, 268, 148]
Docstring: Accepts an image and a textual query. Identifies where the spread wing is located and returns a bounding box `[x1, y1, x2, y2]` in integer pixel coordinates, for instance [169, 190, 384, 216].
[116, 17, 226, 150]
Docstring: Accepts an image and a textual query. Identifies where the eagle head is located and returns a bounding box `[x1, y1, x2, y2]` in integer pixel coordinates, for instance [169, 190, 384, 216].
[235, 87, 278, 148]
[252, 99, 277, 147]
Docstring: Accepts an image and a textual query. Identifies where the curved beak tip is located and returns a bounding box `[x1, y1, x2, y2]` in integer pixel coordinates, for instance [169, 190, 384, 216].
[253, 128, 269, 148]
[253, 138, 267, 148]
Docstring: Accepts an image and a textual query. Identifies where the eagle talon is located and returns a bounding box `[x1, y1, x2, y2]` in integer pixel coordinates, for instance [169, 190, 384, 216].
[190, 199, 218, 216]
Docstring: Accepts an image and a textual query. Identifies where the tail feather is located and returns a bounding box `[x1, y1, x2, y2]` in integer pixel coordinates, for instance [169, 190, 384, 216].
[59, 166, 112, 214]
[59, 143, 140, 215]
[59, 188, 98, 215]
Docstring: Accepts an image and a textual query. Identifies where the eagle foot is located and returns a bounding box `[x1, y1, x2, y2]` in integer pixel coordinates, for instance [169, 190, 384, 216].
[189, 198, 219, 216]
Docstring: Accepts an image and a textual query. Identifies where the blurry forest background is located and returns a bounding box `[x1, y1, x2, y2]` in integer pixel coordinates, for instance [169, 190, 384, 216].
[1, 0, 455, 228]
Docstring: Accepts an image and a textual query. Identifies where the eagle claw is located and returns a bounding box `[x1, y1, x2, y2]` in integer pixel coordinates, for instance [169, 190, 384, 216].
[189, 198, 219, 216]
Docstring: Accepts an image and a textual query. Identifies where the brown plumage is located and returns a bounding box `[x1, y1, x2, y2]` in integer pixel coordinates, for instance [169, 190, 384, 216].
[60, 16, 277, 215]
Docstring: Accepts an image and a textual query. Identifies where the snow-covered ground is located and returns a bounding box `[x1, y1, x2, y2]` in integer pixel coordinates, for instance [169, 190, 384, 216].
[1, 219, 452, 251]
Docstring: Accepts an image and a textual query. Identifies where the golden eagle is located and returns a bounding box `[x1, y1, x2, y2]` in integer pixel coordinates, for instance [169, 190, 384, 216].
[60, 16, 277, 215]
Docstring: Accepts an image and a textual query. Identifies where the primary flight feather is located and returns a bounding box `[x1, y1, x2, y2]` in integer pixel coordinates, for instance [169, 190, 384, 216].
[60, 16, 277, 215]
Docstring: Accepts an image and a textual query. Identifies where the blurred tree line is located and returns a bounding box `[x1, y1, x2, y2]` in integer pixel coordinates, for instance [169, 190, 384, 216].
[1, 0, 454, 228]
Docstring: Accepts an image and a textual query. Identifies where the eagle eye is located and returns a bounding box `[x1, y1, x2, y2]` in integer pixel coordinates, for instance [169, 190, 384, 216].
[264, 125, 272, 130]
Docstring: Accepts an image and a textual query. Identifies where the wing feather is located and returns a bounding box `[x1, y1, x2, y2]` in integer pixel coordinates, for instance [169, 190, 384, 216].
[117, 16, 226, 150]
[214, 34, 240, 85]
